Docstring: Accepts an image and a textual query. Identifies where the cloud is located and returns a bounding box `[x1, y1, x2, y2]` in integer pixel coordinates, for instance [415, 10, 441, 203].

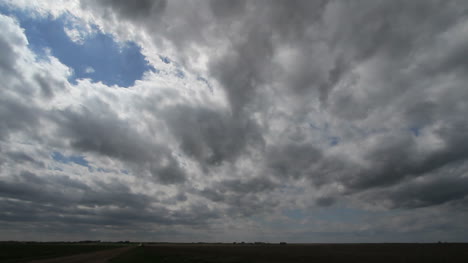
[84, 66, 94, 73]
[162, 105, 264, 168]
[80, 0, 167, 21]
[2, 1, 468, 241]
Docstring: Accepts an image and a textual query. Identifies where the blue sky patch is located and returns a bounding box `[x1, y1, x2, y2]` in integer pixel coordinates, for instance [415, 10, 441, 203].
[409, 127, 420, 137]
[175, 69, 185, 78]
[160, 56, 171, 64]
[328, 136, 340, 146]
[197, 76, 213, 92]
[283, 209, 305, 220]
[0, 7, 154, 87]
[52, 151, 89, 167]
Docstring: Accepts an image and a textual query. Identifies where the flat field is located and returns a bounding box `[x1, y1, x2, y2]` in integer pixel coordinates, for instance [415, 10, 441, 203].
[0, 242, 125, 263]
[111, 243, 468, 263]
[2, 243, 468, 263]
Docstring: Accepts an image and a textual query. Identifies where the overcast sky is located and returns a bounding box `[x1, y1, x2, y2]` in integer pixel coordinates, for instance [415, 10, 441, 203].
[1, 0, 468, 242]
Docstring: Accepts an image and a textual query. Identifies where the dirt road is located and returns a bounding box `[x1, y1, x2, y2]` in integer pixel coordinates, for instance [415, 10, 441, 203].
[27, 246, 132, 263]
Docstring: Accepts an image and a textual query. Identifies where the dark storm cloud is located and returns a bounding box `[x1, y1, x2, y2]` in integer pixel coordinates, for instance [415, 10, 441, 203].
[200, 176, 276, 202]
[345, 135, 419, 190]
[0, 16, 28, 78]
[0, 97, 40, 140]
[220, 176, 276, 194]
[266, 143, 322, 180]
[52, 104, 153, 163]
[149, 158, 187, 184]
[209, 0, 246, 19]
[0, 197, 190, 227]
[51, 104, 187, 184]
[33, 72, 64, 99]
[315, 196, 335, 207]
[387, 176, 468, 208]
[207, 0, 329, 111]
[223, 192, 280, 217]
[0, 35, 18, 75]
[0, 170, 216, 228]
[208, 29, 275, 113]
[198, 176, 279, 217]
[163, 105, 263, 168]
[340, 119, 468, 193]
[200, 187, 279, 217]
[0, 18, 41, 140]
[0, 171, 89, 205]
[324, 1, 468, 117]
[3, 151, 45, 168]
[80, 0, 167, 21]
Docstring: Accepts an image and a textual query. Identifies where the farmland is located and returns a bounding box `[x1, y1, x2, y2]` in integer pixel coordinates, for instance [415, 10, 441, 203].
[0, 242, 125, 263]
[2, 242, 468, 262]
[111, 243, 468, 263]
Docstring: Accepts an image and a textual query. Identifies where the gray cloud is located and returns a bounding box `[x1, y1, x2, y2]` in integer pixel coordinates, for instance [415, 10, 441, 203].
[0, 98, 40, 140]
[3, 151, 45, 168]
[34, 72, 63, 99]
[315, 196, 335, 207]
[0, 170, 217, 229]
[388, 176, 468, 209]
[209, 0, 246, 19]
[0, 17, 40, 141]
[2, 0, 468, 241]
[80, 0, 167, 21]
[163, 105, 263, 168]
[266, 143, 322, 180]
[50, 103, 187, 184]
[52, 105, 154, 163]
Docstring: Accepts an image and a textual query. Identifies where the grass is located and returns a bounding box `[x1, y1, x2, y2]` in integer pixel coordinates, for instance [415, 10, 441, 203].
[110, 246, 253, 263]
[2, 242, 468, 263]
[0, 242, 125, 263]
[110, 246, 250, 263]
[110, 243, 468, 263]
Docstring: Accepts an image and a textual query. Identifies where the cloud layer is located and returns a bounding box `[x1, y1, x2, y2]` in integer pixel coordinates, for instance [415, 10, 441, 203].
[1, 0, 468, 242]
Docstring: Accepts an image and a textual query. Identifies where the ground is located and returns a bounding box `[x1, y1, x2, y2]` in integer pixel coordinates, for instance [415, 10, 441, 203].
[110, 243, 468, 263]
[0, 243, 124, 263]
[1, 243, 468, 263]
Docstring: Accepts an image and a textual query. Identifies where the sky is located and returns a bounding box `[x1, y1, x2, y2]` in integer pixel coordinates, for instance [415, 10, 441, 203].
[1, 0, 468, 243]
